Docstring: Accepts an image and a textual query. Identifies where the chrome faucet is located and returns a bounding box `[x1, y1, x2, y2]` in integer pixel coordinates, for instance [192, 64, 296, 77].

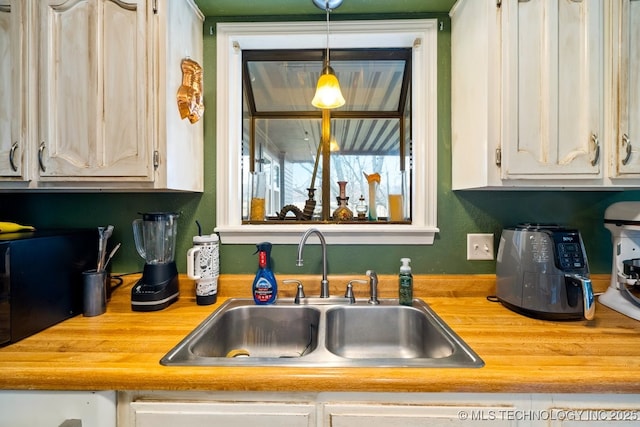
[296, 228, 329, 298]
[365, 270, 380, 305]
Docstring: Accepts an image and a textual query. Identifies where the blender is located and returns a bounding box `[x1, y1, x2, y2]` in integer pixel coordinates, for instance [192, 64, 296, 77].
[131, 212, 180, 311]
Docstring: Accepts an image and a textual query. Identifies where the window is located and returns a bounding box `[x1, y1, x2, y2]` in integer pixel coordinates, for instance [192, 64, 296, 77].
[215, 20, 438, 244]
[242, 48, 412, 224]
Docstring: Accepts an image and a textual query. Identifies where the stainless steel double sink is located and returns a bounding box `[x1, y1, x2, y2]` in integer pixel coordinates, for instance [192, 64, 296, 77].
[160, 298, 484, 368]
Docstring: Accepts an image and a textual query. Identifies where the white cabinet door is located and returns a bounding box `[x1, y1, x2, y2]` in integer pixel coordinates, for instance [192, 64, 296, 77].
[450, 0, 502, 190]
[0, 390, 116, 427]
[152, 0, 204, 192]
[323, 403, 518, 427]
[501, 0, 603, 179]
[0, 0, 27, 180]
[539, 394, 640, 426]
[613, 0, 640, 176]
[37, 0, 151, 181]
[130, 401, 316, 427]
[0, 0, 203, 191]
[450, 0, 608, 189]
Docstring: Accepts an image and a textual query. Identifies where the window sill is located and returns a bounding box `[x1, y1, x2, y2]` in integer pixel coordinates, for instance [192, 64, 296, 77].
[215, 224, 439, 245]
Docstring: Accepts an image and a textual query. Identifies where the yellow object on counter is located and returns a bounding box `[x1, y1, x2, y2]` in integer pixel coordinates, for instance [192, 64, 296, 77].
[0, 222, 35, 233]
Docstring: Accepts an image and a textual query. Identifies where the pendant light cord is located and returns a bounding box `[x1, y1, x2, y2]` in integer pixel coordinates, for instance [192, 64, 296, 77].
[325, 2, 330, 73]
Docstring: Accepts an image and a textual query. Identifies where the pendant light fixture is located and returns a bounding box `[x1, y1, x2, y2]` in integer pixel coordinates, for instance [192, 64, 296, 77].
[311, 0, 345, 109]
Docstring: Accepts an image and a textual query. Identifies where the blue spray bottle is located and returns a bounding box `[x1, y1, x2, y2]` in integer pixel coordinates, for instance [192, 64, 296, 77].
[252, 242, 278, 304]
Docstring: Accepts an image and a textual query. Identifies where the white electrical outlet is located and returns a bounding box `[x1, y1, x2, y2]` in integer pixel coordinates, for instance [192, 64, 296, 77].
[467, 233, 494, 260]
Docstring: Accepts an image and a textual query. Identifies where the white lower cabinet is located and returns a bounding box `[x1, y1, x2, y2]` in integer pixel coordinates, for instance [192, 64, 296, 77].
[323, 399, 520, 427]
[4, 390, 640, 426]
[118, 392, 527, 427]
[119, 392, 316, 427]
[118, 391, 640, 427]
[130, 402, 315, 427]
[118, 392, 307, 427]
[0, 390, 116, 427]
[536, 394, 640, 427]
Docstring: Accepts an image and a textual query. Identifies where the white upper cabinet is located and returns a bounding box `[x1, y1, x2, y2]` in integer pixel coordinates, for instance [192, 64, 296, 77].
[501, 0, 603, 179]
[612, 0, 640, 177]
[37, 0, 150, 181]
[451, 0, 636, 189]
[0, 0, 204, 191]
[0, 0, 27, 180]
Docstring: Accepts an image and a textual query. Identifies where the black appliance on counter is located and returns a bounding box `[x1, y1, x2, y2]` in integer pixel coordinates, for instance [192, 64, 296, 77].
[0, 229, 97, 345]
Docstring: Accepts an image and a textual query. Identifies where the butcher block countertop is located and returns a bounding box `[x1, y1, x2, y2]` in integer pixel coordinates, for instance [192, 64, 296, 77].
[1, 273, 639, 394]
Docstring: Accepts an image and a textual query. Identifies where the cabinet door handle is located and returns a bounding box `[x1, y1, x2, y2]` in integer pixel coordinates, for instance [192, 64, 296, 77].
[590, 133, 600, 166]
[9, 141, 18, 172]
[622, 133, 632, 166]
[38, 141, 47, 172]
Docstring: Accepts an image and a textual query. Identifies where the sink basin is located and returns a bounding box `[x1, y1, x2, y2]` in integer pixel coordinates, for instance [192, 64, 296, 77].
[161, 298, 483, 368]
[191, 305, 320, 359]
[325, 306, 454, 359]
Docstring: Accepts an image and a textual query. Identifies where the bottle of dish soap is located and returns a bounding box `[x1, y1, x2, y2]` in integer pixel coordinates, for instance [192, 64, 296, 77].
[252, 242, 278, 305]
[399, 257, 413, 306]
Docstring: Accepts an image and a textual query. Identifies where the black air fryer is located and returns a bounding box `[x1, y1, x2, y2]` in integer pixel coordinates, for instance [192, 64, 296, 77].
[495, 224, 595, 320]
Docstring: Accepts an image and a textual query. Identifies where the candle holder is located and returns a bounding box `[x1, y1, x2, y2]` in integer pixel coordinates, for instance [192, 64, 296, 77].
[302, 187, 317, 220]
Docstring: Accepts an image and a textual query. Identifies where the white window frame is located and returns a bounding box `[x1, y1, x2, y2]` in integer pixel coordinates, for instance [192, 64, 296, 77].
[215, 20, 439, 244]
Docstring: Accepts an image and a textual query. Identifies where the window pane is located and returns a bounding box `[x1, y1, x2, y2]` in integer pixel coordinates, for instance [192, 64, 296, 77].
[242, 117, 411, 222]
[330, 119, 405, 220]
[330, 59, 406, 112]
[247, 61, 320, 112]
[241, 49, 412, 223]
[246, 56, 408, 113]
[242, 119, 324, 220]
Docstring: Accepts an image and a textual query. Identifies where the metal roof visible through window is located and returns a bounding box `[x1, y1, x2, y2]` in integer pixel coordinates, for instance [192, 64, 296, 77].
[243, 48, 412, 160]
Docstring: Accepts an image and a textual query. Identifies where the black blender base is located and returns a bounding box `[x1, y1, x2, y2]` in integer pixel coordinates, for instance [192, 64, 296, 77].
[131, 288, 178, 311]
[131, 263, 179, 312]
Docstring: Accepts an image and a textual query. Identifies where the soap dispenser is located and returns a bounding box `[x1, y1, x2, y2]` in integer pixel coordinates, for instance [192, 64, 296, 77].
[399, 257, 413, 306]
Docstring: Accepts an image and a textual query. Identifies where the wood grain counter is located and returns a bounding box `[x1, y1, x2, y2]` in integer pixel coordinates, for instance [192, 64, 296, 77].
[1, 274, 639, 393]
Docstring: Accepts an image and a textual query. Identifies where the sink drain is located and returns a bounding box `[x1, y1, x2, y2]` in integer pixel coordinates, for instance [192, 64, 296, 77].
[226, 349, 250, 358]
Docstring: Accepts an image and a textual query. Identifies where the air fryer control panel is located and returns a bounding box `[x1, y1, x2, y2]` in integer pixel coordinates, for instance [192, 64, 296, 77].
[551, 231, 586, 271]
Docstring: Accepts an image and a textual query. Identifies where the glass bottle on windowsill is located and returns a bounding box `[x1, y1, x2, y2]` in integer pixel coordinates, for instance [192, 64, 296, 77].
[356, 195, 367, 220]
[332, 181, 353, 222]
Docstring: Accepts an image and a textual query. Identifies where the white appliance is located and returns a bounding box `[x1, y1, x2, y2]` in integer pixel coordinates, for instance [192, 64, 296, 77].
[600, 201, 640, 321]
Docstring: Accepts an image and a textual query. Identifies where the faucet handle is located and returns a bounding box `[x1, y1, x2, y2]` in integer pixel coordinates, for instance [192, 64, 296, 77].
[282, 279, 306, 304]
[345, 279, 368, 304]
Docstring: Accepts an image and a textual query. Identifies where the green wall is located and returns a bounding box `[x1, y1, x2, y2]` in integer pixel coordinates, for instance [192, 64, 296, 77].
[1, 13, 638, 277]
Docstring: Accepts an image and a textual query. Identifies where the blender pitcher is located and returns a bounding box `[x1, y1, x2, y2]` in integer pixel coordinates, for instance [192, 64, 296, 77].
[131, 212, 180, 311]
